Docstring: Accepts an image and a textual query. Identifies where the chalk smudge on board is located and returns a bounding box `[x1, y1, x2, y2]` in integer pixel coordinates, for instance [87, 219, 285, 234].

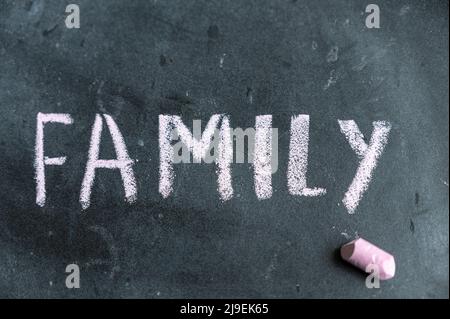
[219, 53, 226, 68]
[410, 219, 415, 233]
[323, 70, 338, 90]
[340, 232, 351, 240]
[352, 56, 368, 71]
[326, 46, 339, 63]
[28, 0, 45, 21]
[264, 253, 278, 280]
[399, 5, 410, 16]
[85, 225, 120, 279]
[246, 87, 253, 104]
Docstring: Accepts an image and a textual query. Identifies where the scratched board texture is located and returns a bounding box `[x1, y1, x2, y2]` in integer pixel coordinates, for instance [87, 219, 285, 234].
[0, 0, 448, 298]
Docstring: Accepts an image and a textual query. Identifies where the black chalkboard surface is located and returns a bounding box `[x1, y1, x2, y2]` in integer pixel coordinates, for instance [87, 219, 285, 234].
[0, 0, 448, 298]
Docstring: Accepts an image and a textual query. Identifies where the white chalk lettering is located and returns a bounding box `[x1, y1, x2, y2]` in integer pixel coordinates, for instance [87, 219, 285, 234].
[33, 112, 392, 211]
[338, 120, 391, 214]
[35, 113, 73, 207]
[254, 115, 273, 200]
[80, 114, 137, 210]
[287, 115, 326, 197]
[159, 114, 233, 201]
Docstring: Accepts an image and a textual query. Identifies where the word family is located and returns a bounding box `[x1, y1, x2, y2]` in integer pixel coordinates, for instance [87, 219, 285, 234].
[35, 113, 391, 213]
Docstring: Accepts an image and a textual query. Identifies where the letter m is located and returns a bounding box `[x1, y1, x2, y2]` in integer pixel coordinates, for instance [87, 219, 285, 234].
[159, 114, 233, 201]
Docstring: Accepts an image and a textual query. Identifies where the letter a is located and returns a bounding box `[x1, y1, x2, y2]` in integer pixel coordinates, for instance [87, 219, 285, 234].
[365, 4, 380, 29]
[65, 264, 80, 289]
[65, 4, 80, 29]
[80, 114, 137, 209]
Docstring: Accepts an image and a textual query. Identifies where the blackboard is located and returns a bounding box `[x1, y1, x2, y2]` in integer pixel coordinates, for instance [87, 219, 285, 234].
[0, 0, 448, 298]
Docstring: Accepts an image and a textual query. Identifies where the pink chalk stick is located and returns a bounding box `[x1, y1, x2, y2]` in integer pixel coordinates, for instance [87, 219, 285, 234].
[341, 238, 395, 280]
